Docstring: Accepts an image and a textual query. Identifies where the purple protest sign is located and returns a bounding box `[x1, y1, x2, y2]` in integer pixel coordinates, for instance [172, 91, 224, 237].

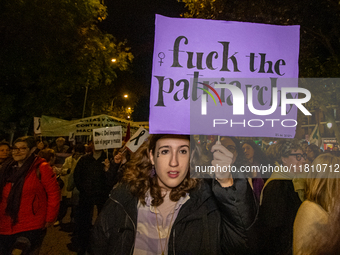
[150, 15, 302, 137]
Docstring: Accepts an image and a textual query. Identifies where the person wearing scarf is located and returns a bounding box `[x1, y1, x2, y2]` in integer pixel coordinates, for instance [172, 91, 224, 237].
[0, 136, 60, 255]
[259, 139, 307, 255]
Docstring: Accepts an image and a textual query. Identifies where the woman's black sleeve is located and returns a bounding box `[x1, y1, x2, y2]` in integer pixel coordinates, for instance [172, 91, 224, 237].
[212, 178, 259, 255]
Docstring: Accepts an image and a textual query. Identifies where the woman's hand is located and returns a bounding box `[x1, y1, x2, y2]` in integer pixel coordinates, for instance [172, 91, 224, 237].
[114, 152, 122, 164]
[211, 142, 234, 187]
[104, 158, 110, 172]
[52, 166, 62, 175]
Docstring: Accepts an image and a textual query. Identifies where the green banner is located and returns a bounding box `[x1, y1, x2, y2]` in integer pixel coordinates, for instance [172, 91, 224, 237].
[40, 114, 148, 136]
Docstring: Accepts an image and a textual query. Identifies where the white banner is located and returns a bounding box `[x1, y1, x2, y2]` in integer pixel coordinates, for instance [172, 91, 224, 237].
[93, 126, 122, 150]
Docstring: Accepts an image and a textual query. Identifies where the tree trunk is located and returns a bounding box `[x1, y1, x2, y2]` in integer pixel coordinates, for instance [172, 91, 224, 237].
[9, 122, 17, 146]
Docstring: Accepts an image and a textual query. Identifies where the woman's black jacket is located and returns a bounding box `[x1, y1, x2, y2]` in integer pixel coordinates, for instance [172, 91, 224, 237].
[89, 179, 258, 255]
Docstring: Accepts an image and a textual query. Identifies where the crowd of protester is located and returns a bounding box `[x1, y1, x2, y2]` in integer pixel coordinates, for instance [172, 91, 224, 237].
[0, 137, 60, 254]
[0, 134, 339, 255]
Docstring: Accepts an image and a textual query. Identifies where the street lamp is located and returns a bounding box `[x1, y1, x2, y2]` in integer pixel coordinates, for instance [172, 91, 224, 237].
[327, 122, 332, 129]
[109, 94, 130, 115]
[111, 58, 117, 63]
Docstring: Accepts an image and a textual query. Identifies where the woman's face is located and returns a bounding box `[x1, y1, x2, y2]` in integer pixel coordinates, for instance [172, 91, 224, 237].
[73, 150, 84, 160]
[306, 146, 315, 161]
[56, 140, 64, 148]
[220, 137, 238, 165]
[0, 145, 10, 160]
[242, 143, 254, 161]
[150, 138, 190, 191]
[12, 142, 30, 163]
[281, 149, 306, 169]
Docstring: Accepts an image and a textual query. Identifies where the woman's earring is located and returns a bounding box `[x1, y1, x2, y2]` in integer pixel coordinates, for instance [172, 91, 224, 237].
[150, 165, 156, 177]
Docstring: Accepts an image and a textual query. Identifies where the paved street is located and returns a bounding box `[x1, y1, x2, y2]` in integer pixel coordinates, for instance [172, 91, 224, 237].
[39, 209, 77, 255]
[40, 224, 76, 255]
[39, 207, 99, 254]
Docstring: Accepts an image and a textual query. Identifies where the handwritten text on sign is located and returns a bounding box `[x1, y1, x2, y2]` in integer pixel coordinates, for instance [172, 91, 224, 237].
[150, 15, 301, 138]
[93, 126, 122, 150]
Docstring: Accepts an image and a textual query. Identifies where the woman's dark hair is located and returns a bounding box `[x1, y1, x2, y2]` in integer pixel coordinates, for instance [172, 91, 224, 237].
[0, 141, 10, 149]
[226, 136, 249, 169]
[203, 136, 248, 169]
[241, 140, 273, 165]
[38, 148, 55, 163]
[148, 134, 190, 154]
[74, 143, 85, 154]
[122, 134, 199, 206]
[42, 140, 49, 149]
[13, 136, 36, 150]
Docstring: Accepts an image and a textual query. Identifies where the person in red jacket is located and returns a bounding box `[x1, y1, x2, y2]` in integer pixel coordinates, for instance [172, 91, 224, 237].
[0, 136, 60, 255]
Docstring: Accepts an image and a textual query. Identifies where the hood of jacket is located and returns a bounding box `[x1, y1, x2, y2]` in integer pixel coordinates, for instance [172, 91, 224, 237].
[31, 156, 46, 169]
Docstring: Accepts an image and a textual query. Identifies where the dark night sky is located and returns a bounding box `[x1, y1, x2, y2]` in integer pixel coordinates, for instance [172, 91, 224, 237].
[100, 0, 186, 121]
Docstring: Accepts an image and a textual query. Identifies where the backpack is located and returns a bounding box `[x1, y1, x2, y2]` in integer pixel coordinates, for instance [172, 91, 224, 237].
[35, 165, 64, 189]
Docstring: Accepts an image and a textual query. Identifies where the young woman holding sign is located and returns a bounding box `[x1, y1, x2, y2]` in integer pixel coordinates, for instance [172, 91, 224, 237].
[89, 134, 258, 255]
